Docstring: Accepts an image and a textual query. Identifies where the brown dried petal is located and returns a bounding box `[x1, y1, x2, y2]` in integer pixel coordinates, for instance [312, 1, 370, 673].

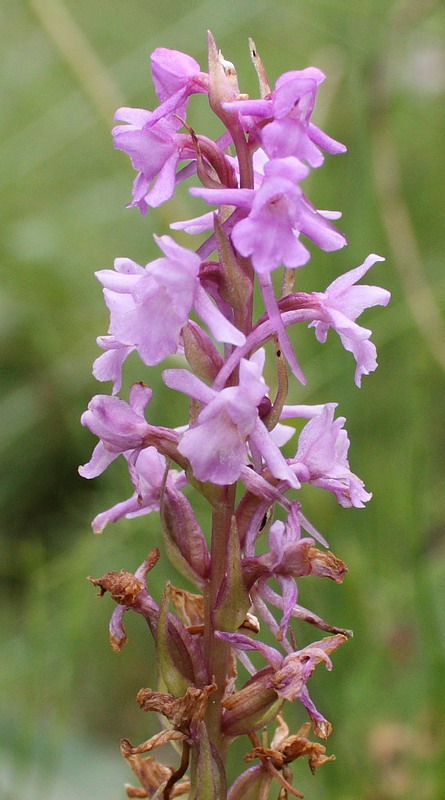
[122, 753, 190, 799]
[88, 570, 144, 605]
[307, 547, 348, 582]
[169, 781, 191, 798]
[136, 684, 216, 734]
[109, 606, 128, 652]
[170, 586, 204, 627]
[124, 754, 174, 793]
[245, 746, 285, 768]
[135, 548, 162, 577]
[246, 720, 335, 774]
[311, 718, 333, 740]
[239, 612, 260, 634]
[88, 550, 160, 605]
[110, 629, 128, 653]
[125, 780, 190, 799]
[270, 714, 291, 750]
[125, 787, 147, 798]
[121, 729, 186, 758]
[281, 735, 336, 773]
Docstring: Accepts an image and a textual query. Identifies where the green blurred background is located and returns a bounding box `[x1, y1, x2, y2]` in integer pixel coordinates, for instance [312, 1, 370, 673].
[1, 0, 445, 797]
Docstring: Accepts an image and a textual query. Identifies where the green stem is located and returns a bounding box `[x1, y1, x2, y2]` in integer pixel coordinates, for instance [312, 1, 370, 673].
[230, 126, 254, 190]
[203, 484, 237, 757]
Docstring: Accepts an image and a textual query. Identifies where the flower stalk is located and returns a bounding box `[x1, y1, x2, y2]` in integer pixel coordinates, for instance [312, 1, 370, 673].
[81, 32, 390, 799]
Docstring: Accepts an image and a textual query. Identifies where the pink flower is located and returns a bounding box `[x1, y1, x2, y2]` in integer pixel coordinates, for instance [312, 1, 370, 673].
[310, 253, 390, 386]
[191, 157, 346, 274]
[111, 50, 212, 214]
[224, 67, 346, 166]
[150, 47, 209, 115]
[94, 235, 244, 390]
[79, 383, 153, 479]
[217, 629, 346, 733]
[290, 403, 371, 508]
[163, 350, 298, 487]
[113, 113, 196, 211]
[92, 336, 135, 395]
[90, 446, 184, 533]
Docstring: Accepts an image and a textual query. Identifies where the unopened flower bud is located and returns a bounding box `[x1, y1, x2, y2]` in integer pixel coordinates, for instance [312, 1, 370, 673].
[183, 321, 224, 382]
[207, 31, 240, 118]
[257, 396, 272, 420]
[221, 672, 284, 736]
[161, 484, 210, 586]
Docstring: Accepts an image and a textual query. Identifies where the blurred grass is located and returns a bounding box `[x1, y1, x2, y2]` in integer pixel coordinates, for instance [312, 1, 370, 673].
[1, 0, 445, 798]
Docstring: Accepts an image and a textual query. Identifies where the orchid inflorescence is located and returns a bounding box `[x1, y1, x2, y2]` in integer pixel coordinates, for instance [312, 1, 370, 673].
[81, 32, 390, 800]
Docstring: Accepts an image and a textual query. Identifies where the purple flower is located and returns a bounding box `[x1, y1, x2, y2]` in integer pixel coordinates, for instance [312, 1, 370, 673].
[94, 235, 245, 389]
[217, 629, 346, 728]
[290, 403, 371, 508]
[243, 501, 347, 642]
[79, 383, 153, 479]
[310, 253, 390, 386]
[113, 113, 197, 211]
[163, 350, 298, 487]
[244, 513, 308, 639]
[221, 254, 388, 387]
[150, 47, 209, 118]
[90, 446, 185, 533]
[93, 336, 135, 395]
[191, 157, 346, 274]
[224, 67, 346, 166]
[112, 49, 208, 213]
[191, 157, 345, 386]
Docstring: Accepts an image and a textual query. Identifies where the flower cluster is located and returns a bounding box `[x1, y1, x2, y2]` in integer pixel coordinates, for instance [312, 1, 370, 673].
[81, 33, 390, 800]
